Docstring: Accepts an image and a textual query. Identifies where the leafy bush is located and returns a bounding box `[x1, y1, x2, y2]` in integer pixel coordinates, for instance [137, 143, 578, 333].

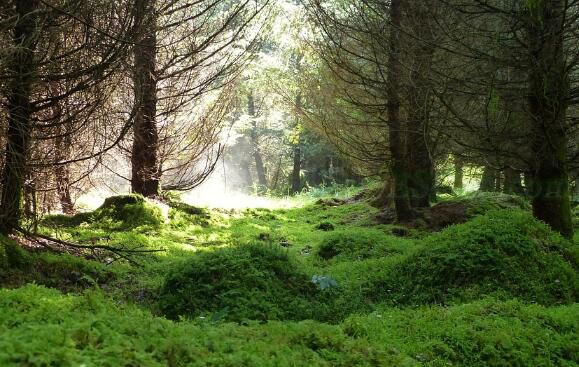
[0, 235, 30, 271]
[316, 230, 403, 261]
[373, 210, 579, 306]
[158, 244, 322, 322]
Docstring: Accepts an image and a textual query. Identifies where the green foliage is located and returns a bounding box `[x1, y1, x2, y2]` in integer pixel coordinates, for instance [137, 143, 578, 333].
[158, 243, 322, 322]
[375, 210, 578, 306]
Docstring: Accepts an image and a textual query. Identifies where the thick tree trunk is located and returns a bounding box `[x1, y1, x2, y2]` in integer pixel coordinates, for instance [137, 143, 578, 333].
[248, 93, 267, 189]
[291, 94, 302, 194]
[503, 168, 524, 195]
[454, 156, 464, 189]
[406, 88, 434, 207]
[387, 0, 413, 221]
[526, 0, 573, 238]
[405, 6, 435, 208]
[0, 0, 38, 235]
[131, 0, 160, 198]
[371, 176, 394, 208]
[479, 166, 496, 192]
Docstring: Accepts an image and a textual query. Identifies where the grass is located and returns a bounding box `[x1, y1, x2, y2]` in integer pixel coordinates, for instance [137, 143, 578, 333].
[0, 188, 577, 366]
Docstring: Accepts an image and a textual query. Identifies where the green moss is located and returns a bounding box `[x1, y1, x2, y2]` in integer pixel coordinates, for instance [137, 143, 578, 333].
[374, 209, 578, 306]
[0, 285, 577, 367]
[158, 243, 322, 322]
[316, 230, 404, 261]
[0, 235, 30, 270]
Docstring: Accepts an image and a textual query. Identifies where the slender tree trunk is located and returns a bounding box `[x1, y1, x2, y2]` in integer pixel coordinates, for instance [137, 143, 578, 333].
[248, 93, 267, 189]
[23, 173, 36, 219]
[291, 94, 302, 194]
[50, 84, 75, 214]
[495, 170, 502, 192]
[131, 0, 160, 197]
[387, 0, 413, 221]
[479, 166, 496, 192]
[406, 84, 434, 207]
[271, 156, 282, 191]
[526, 0, 573, 238]
[503, 168, 524, 195]
[0, 0, 38, 235]
[454, 156, 464, 189]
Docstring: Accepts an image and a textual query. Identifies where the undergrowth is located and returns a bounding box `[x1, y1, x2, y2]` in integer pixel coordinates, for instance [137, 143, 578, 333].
[1, 189, 577, 366]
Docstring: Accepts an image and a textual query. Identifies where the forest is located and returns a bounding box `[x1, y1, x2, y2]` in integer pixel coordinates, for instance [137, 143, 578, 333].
[0, 0, 578, 365]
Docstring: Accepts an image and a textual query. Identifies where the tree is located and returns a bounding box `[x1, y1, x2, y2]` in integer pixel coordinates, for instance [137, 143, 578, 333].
[0, 0, 136, 233]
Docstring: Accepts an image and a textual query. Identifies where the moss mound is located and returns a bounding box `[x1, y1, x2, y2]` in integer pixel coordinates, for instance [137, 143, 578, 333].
[159, 244, 322, 322]
[0, 236, 30, 271]
[413, 192, 530, 230]
[317, 231, 402, 261]
[93, 195, 163, 227]
[43, 195, 163, 229]
[375, 210, 578, 305]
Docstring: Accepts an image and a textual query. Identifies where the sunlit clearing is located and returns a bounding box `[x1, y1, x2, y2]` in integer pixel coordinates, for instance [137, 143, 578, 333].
[181, 172, 298, 209]
[182, 189, 296, 210]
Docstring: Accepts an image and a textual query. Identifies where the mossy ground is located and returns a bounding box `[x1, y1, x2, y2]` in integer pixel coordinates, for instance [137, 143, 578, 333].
[0, 189, 578, 366]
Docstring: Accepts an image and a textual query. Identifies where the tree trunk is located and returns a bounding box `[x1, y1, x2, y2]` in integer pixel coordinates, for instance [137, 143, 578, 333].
[503, 168, 524, 195]
[479, 166, 496, 192]
[50, 84, 75, 214]
[291, 94, 302, 194]
[371, 176, 394, 208]
[495, 170, 502, 192]
[271, 156, 282, 191]
[526, 0, 573, 238]
[248, 93, 267, 189]
[387, 0, 413, 221]
[131, 0, 160, 198]
[0, 0, 38, 235]
[454, 156, 464, 189]
[405, 5, 435, 208]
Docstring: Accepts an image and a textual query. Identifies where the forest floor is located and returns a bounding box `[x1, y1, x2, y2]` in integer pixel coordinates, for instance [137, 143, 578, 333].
[0, 186, 578, 366]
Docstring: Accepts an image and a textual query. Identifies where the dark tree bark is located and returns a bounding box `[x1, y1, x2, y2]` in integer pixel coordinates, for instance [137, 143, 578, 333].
[526, 0, 573, 238]
[54, 134, 75, 214]
[454, 156, 464, 189]
[291, 94, 302, 194]
[387, 0, 413, 221]
[131, 0, 160, 198]
[479, 166, 496, 192]
[503, 168, 524, 195]
[371, 176, 394, 208]
[0, 0, 38, 234]
[248, 93, 267, 189]
[405, 3, 435, 208]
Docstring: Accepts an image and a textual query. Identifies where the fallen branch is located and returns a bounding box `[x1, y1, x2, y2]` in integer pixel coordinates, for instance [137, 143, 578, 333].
[15, 227, 165, 266]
